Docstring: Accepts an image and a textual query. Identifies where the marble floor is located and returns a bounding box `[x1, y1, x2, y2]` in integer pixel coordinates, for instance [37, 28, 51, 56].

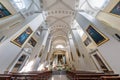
[49, 75, 69, 80]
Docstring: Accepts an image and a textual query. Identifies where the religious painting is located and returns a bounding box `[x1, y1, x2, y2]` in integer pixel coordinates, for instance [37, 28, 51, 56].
[0, 2, 11, 18]
[28, 37, 37, 47]
[110, 1, 120, 16]
[86, 25, 109, 46]
[84, 37, 91, 46]
[11, 27, 33, 47]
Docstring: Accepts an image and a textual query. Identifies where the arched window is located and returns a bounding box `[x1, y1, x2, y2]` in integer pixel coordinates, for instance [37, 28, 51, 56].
[88, 0, 109, 9]
[56, 45, 64, 48]
[14, 0, 25, 9]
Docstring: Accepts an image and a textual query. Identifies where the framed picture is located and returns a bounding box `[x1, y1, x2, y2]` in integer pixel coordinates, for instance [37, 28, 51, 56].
[86, 25, 109, 46]
[84, 37, 91, 46]
[11, 27, 33, 47]
[28, 37, 37, 47]
[110, 1, 120, 16]
[0, 2, 11, 18]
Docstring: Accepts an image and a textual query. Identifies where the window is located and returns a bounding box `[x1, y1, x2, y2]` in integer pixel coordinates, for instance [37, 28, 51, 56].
[76, 48, 81, 57]
[71, 52, 74, 61]
[84, 37, 91, 46]
[88, 0, 109, 9]
[113, 33, 120, 41]
[115, 34, 120, 40]
[14, 0, 25, 9]
[56, 45, 64, 48]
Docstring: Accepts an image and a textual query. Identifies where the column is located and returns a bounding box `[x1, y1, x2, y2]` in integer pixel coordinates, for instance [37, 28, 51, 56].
[23, 29, 49, 71]
[40, 36, 51, 63]
[69, 37, 81, 70]
[71, 29, 96, 70]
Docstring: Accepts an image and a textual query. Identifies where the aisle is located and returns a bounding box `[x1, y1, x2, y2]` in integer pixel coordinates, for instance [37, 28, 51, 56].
[49, 75, 69, 80]
[48, 71, 69, 80]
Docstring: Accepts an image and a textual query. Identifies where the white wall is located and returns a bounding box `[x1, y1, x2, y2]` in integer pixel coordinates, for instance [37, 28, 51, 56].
[96, 0, 120, 31]
[0, 14, 44, 73]
[76, 12, 120, 74]
[72, 29, 97, 71]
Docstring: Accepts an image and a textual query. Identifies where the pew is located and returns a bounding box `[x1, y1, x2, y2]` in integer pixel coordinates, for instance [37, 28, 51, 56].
[11, 73, 38, 80]
[66, 70, 120, 80]
[0, 75, 11, 80]
[100, 76, 120, 80]
[75, 74, 119, 80]
[26, 71, 52, 79]
[11, 71, 52, 80]
[0, 71, 52, 80]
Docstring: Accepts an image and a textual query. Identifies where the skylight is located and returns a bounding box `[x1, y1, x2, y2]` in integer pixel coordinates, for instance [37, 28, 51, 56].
[14, 0, 26, 9]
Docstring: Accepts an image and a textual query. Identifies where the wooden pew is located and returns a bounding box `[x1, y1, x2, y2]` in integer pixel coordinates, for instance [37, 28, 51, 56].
[11, 73, 38, 80]
[0, 74, 12, 80]
[0, 75, 11, 80]
[0, 71, 52, 80]
[25, 71, 52, 80]
[75, 74, 119, 80]
[100, 76, 120, 80]
[66, 71, 119, 80]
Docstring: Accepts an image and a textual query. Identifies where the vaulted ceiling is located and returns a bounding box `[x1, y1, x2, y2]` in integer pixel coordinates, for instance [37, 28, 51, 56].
[41, 0, 80, 47]
[8, 0, 106, 48]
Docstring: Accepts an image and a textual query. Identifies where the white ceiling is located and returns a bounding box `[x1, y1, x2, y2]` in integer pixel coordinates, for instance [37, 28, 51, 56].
[41, 0, 80, 46]
[10, 0, 108, 47]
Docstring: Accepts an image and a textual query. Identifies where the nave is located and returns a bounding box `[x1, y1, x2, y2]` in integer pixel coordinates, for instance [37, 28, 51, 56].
[1, 0, 120, 79]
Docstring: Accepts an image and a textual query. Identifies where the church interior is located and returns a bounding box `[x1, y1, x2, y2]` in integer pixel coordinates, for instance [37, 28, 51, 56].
[0, 0, 120, 80]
